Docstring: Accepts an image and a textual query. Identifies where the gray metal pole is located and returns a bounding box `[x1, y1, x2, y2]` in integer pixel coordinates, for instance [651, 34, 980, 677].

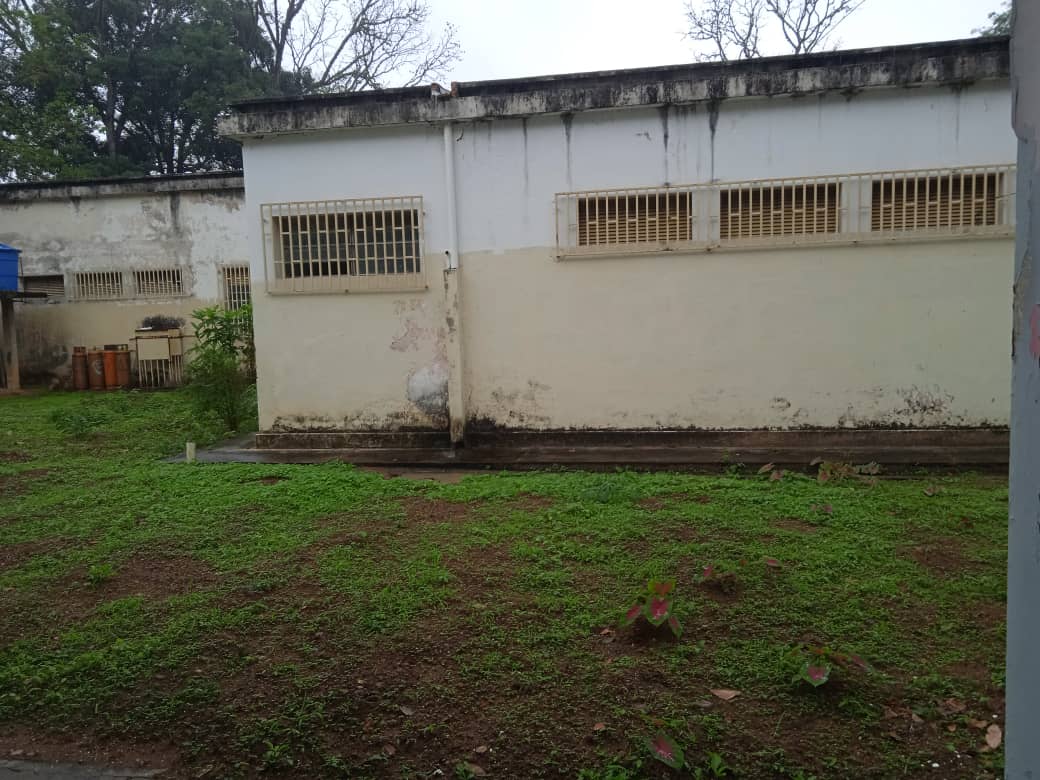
[1008, 4, 1040, 778]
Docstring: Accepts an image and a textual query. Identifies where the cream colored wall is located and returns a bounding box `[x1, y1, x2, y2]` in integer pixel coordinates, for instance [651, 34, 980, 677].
[462, 239, 1013, 429]
[253, 280, 448, 431]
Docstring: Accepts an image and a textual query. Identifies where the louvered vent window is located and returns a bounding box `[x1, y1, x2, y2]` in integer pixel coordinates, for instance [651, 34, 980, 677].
[21, 275, 65, 296]
[577, 191, 694, 248]
[720, 182, 840, 241]
[872, 172, 1001, 232]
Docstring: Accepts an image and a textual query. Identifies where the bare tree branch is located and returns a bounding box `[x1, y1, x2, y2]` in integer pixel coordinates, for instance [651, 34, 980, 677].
[685, 0, 865, 61]
[254, 0, 460, 93]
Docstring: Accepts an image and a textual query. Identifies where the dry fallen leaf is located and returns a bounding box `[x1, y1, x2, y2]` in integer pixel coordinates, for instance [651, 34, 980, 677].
[985, 724, 1003, 750]
[461, 763, 487, 777]
[938, 698, 966, 716]
[710, 689, 741, 702]
[946, 724, 957, 733]
[382, 744, 396, 756]
[398, 705, 415, 717]
[758, 463, 775, 474]
[592, 723, 606, 732]
[770, 469, 784, 482]
[968, 718, 989, 729]
[911, 713, 924, 724]
[474, 745, 489, 753]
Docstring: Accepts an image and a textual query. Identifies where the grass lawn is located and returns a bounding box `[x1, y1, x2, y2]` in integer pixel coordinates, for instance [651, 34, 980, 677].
[0, 391, 1008, 779]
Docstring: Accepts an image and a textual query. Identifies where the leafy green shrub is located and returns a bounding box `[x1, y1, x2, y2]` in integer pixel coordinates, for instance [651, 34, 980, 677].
[185, 305, 257, 432]
[87, 563, 115, 586]
[49, 405, 110, 438]
[185, 346, 256, 433]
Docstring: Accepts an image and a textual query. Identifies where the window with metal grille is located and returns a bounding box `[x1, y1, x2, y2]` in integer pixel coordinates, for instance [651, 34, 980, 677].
[720, 182, 840, 241]
[21, 274, 65, 296]
[577, 191, 694, 248]
[133, 268, 184, 297]
[262, 197, 425, 293]
[871, 171, 1002, 233]
[221, 265, 251, 310]
[73, 271, 123, 300]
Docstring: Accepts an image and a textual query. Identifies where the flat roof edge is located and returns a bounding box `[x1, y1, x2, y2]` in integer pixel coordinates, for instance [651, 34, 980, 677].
[0, 171, 245, 202]
[221, 36, 1010, 139]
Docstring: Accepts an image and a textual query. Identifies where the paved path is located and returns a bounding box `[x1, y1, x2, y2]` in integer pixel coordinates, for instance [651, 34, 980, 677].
[0, 760, 161, 779]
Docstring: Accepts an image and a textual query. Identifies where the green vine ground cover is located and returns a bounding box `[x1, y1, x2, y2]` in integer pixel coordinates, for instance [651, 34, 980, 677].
[0, 391, 1007, 779]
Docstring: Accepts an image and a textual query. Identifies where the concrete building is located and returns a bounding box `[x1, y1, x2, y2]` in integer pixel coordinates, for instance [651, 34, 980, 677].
[0, 173, 248, 385]
[221, 36, 1015, 451]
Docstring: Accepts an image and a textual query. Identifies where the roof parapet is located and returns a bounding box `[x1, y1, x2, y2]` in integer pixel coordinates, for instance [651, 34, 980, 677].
[221, 37, 1009, 140]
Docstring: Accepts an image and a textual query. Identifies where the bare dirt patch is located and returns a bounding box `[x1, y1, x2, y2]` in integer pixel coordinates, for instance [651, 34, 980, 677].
[697, 572, 743, 603]
[0, 451, 31, 463]
[904, 536, 976, 575]
[400, 496, 477, 525]
[63, 555, 219, 607]
[773, 517, 819, 533]
[0, 468, 51, 497]
[0, 537, 67, 571]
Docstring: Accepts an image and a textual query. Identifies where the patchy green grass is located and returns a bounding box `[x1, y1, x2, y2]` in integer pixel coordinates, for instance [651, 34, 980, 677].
[0, 392, 1007, 779]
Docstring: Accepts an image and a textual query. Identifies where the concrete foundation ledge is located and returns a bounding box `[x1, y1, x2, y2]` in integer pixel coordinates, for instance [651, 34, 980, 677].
[255, 430, 451, 449]
[236, 427, 1009, 469]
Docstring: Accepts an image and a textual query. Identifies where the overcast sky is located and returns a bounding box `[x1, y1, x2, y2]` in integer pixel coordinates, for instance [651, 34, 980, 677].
[428, 0, 1005, 82]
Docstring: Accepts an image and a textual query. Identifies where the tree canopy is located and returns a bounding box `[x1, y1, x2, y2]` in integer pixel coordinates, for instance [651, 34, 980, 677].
[685, 0, 865, 61]
[974, 2, 1011, 36]
[0, 0, 460, 181]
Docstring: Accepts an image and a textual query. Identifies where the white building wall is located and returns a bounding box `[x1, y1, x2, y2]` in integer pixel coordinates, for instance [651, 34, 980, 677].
[243, 81, 1016, 431]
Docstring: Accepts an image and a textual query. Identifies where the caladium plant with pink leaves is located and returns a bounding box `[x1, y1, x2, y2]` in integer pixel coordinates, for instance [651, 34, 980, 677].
[787, 643, 872, 688]
[645, 732, 685, 770]
[623, 579, 683, 639]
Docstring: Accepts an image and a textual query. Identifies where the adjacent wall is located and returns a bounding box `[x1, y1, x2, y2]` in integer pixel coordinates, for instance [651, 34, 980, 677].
[242, 80, 1015, 432]
[0, 176, 246, 383]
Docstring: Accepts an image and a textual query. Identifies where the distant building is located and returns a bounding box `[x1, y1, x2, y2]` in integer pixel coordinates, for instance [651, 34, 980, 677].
[0, 173, 248, 385]
[221, 37, 1014, 446]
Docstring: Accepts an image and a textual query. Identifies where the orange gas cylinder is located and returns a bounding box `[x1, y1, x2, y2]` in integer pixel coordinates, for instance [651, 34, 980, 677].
[71, 347, 89, 391]
[86, 349, 105, 390]
[102, 347, 118, 389]
[115, 345, 132, 389]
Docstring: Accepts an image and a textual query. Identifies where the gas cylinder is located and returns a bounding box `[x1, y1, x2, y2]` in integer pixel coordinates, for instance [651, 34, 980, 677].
[115, 345, 131, 389]
[71, 347, 88, 390]
[86, 349, 105, 390]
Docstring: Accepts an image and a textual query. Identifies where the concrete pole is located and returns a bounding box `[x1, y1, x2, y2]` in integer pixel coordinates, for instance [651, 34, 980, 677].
[1008, 5, 1040, 778]
[0, 297, 19, 391]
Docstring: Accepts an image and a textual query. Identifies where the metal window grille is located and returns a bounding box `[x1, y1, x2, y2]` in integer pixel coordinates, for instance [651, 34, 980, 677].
[21, 275, 65, 296]
[577, 190, 695, 248]
[261, 196, 426, 294]
[555, 164, 1015, 257]
[720, 181, 840, 241]
[72, 271, 124, 300]
[133, 268, 184, 297]
[871, 170, 1005, 234]
[221, 265, 251, 310]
